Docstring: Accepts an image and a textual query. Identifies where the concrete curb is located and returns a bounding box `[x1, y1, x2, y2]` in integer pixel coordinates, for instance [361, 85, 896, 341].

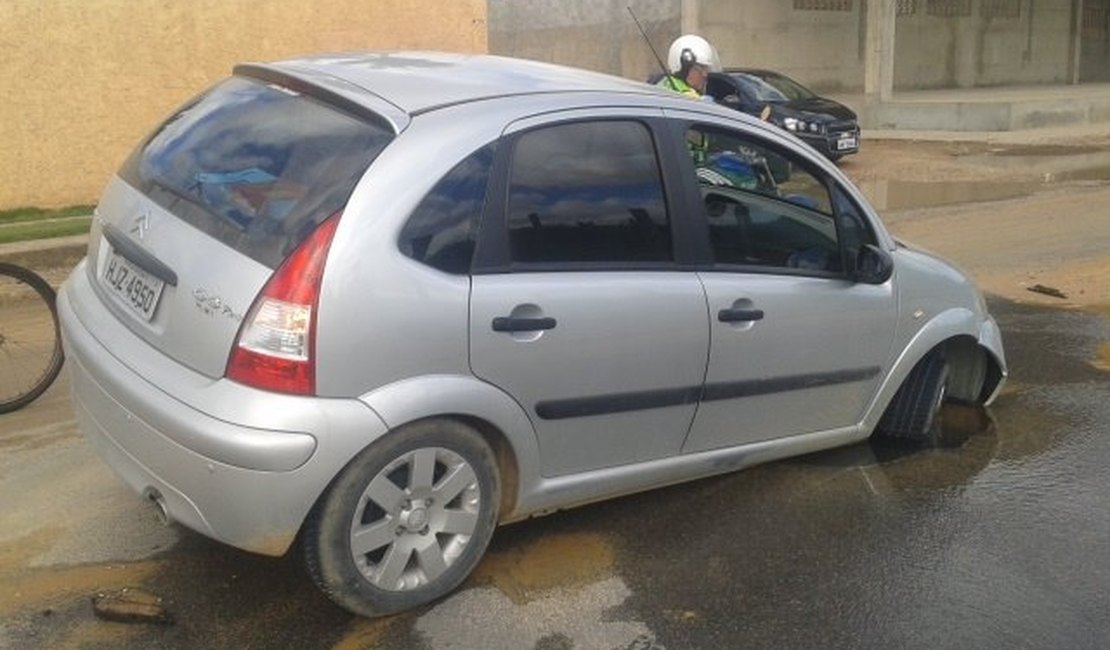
[863, 121, 1110, 144]
[0, 234, 89, 273]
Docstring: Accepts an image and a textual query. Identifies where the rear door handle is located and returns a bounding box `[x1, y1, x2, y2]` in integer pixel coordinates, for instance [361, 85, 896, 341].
[717, 308, 764, 323]
[492, 316, 557, 332]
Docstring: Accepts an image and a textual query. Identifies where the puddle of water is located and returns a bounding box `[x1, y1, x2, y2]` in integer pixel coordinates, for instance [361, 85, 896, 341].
[470, 531, 615, 605]
[1050, 165, 1110, 182]
[1095, 342, 1110, 371]
[857, 179, 1037, 211]
[811, 402, 997, 467]
[987, 144, 1106, 157]
[332, 618, 398, 650]
[0, 528, 163, 617]
[858, 162, 1110, 211]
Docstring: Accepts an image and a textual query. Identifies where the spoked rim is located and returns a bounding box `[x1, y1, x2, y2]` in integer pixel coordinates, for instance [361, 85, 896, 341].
[348, 446, 482, 592]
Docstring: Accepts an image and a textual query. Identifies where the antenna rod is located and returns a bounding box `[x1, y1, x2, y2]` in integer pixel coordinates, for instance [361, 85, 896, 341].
[627, 6, 678, 92]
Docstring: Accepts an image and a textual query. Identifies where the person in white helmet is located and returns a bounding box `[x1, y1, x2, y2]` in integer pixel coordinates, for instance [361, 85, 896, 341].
[656, 34, 721, 99]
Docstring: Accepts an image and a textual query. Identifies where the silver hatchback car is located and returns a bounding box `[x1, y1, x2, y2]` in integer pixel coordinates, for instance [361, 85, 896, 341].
[59, 52, 1006, 617]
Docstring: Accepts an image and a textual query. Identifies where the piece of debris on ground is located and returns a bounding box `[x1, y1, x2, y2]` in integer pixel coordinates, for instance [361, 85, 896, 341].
[91, 587, 174, 625]
[1027, 284, 1068, 299]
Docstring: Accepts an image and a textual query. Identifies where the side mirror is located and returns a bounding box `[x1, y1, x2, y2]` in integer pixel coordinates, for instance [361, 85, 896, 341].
[855, 244, 893, 284]
[719, 94, 742, 109]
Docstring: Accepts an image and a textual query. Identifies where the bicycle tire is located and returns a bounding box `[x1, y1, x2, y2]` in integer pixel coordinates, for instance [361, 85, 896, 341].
[0, 262, 65, 413]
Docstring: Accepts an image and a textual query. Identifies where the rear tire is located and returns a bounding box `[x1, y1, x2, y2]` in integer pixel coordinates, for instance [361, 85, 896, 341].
[876, 350, 948, 444]
[0, 262, 64, 414]
[303, 419, 500, 617]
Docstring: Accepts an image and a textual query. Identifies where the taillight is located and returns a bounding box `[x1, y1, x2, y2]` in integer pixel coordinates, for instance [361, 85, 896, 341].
[226, 213, 342, 395]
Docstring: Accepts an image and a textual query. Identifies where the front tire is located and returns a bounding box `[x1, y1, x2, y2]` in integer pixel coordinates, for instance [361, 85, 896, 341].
[876, 350, 949, 444]
[303, 419, 500, 617]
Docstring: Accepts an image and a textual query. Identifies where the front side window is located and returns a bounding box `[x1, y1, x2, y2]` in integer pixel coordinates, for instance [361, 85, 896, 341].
[506, 120, 671, 265]
[687, 125, 841, 273]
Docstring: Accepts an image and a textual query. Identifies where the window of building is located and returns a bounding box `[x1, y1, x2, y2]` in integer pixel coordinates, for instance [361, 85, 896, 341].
[793, 0, 853, 11]
[981, 0, 1021, 19]
[926, 0, 972, 18]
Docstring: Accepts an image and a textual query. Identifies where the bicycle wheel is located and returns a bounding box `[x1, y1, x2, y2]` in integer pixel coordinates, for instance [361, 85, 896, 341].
[0, 262, 65, 413]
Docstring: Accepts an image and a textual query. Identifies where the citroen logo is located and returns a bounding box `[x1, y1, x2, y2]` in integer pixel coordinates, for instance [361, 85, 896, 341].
[130, 211, 151, 240]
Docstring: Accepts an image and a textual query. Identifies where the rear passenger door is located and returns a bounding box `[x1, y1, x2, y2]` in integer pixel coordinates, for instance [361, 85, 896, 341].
[469, 114, 710, 477]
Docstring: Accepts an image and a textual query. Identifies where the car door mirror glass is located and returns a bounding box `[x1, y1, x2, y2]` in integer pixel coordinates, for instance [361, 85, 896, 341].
[855, 244, 893, 284]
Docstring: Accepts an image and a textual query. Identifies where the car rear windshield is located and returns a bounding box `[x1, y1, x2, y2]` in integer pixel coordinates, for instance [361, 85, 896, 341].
[119, 75, 394, 267]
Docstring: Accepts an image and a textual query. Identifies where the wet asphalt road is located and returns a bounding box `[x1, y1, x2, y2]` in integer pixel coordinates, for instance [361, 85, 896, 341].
[1, 297, 1107, 649]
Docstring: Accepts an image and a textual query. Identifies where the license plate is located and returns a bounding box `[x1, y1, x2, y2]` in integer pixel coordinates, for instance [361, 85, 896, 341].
[837, 136, 858, 151]
[101, 248, 165, 321]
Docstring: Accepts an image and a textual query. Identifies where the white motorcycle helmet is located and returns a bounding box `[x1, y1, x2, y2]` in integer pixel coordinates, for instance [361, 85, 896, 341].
[667, 34, 722, 75]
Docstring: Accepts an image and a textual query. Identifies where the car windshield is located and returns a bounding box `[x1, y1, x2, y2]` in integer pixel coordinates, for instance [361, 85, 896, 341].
[730, 72, 818, 103]
[119, 76, 394, 267]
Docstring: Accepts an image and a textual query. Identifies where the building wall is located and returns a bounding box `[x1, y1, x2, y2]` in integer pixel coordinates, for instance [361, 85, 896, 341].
[0, 0, 486, 209]
[487, 0, 864, 89]
[894, 0, 1075, 89]
[699, 0, 865, 91]
[487, 0, 682, 83]
[490, 0, 1082, 92]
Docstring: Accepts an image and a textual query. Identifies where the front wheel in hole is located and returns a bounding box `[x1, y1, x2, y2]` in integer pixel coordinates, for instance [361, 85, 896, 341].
[876, 350, 949, 445]
[303, 419, 500, 617]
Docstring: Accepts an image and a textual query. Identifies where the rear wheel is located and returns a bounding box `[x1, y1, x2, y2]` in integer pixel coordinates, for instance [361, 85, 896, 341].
[876, 350, 948, 444]
[303, 419, 500, 617]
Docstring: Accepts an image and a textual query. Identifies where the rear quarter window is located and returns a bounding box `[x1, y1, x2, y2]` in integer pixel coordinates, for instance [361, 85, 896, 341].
[119, 76, 394, 268]
[398, 144, 495, 274]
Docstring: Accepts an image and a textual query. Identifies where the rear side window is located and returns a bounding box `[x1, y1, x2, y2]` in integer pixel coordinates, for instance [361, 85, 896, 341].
[119, 76, 394, 267]
[506, 120, 671, 265]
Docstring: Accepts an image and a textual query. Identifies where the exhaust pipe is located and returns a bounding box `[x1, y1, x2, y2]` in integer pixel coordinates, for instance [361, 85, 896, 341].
[143, 488, 170, 526]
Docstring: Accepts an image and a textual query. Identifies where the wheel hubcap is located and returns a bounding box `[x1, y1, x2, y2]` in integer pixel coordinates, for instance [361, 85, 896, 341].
[349, 447, 481, 591]
[399, 502, 429, 532]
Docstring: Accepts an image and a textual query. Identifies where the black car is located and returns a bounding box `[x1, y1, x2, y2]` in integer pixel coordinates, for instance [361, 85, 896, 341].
[706, 69, 860, 161]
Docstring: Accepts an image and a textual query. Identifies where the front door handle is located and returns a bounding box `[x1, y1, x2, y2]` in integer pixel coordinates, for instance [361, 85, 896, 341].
[717, 308, 764, 323]
[492, 316, 557, 332]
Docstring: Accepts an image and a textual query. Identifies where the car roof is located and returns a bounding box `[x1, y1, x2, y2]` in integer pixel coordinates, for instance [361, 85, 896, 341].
[242, 51, 667, 119]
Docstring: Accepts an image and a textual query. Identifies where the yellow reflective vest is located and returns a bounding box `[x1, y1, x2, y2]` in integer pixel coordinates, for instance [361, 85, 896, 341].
[656, 75, 701, 99]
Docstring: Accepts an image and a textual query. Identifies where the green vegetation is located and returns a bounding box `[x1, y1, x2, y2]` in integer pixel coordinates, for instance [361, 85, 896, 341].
[0, 205, 95, 225]
[0, 205, 94, 245]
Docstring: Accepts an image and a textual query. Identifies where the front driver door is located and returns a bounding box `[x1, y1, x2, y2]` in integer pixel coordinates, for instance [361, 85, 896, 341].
[674, 120, 897, 452]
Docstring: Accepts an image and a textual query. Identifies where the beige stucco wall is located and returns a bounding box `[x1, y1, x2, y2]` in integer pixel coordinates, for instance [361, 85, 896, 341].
[0, 0, 487, 209]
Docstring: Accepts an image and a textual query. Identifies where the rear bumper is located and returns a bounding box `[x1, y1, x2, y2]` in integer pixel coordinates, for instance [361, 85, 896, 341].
[59, 262, 390, 555]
